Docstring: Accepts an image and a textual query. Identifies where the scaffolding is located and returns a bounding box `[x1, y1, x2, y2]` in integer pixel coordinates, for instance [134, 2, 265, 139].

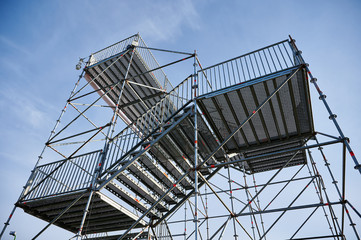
[1, 34, 360, 240]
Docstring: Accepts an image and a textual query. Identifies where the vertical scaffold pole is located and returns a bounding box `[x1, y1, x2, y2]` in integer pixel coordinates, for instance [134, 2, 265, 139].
[193, 50, 199, 240]
[288, 36, 361, 174]
[227, 162, 238, 240]
[76, 46, 136, 239]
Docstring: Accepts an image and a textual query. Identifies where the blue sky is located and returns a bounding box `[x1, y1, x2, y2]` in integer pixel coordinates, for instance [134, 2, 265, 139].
[0, 0, 361, 239]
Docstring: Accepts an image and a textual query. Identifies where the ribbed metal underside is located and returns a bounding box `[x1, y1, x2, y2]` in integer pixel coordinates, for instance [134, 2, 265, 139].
[85, 232, 149, 240]
[17, 191, 147, 234]
[197, 69, 313, 173]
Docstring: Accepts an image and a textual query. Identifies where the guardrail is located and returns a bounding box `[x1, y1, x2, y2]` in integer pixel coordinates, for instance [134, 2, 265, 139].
[22, 151, 101, 201]
[197, 39, 301, 96]
[88, 34, 173, 93]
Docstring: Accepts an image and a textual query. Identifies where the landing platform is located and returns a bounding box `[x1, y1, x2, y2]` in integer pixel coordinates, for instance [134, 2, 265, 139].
[197, 67, 314, 173]
[17, 191, 147, 234]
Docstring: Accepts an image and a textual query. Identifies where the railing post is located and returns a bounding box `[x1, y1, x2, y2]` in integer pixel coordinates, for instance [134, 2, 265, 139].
[193, 50, 199, 240]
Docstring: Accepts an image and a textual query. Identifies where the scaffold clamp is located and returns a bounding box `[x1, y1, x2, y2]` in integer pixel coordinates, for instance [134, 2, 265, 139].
[329, 114, 337, 120]
[319, 94, 327, 100]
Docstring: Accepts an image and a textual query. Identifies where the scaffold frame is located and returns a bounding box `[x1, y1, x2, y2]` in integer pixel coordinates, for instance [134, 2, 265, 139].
[1, 34, 360, 240]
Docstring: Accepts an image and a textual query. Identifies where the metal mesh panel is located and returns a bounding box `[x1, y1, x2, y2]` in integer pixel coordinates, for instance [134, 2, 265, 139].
[243, 139, 307, 173]
[239, 86, 268, 143]
[197, 68, 313, 173]
[276, 75, 297, 135]
[253, 82, 278, 140]
[215, 94, 242, 150]
[227, 91, 257, 145]
[266, 79, 287, 138]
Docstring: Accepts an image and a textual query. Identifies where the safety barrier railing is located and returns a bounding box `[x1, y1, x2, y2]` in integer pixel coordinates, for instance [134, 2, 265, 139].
[88, 34, 173, 93]
[89, 34, 138, 66]
[22, 150, 101, 201]
[197, 39, 301, 96]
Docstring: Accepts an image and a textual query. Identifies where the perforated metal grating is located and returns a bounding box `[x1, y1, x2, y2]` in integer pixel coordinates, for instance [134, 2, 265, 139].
[197, 69, 313, 173]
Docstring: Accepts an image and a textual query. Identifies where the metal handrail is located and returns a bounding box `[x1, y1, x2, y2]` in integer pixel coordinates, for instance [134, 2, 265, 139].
[22, 151, 101, 201]
[197, 39, 301, 97]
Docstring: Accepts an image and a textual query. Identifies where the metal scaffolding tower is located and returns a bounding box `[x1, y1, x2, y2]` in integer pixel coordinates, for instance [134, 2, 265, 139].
[1, 34, 360, 240]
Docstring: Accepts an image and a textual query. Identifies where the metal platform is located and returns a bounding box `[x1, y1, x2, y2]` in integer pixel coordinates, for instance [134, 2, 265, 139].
[16, 191, 147, 234]
[197, 68, 313, 173]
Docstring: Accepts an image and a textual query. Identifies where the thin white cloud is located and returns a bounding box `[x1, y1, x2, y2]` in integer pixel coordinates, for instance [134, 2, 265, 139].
[0, 35, 31, 56]
[136, 0, 201, 42]
[0, 87, 52, 129]
[0, 58, 27, 79]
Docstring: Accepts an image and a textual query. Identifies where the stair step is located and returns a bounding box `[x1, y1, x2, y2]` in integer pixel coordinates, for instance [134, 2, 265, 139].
[138, 155, 185, 198]
[149, 145, 194, 189]
[117, 173, 169, 212]
[127, 162, 178, 204]
[106, 182, 159, 218]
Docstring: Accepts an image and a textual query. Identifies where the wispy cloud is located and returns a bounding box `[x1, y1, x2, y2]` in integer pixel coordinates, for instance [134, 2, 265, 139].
[0, 86, 52, 129]
[0, 35, 31, 56]
[136, 0, 201, 42]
